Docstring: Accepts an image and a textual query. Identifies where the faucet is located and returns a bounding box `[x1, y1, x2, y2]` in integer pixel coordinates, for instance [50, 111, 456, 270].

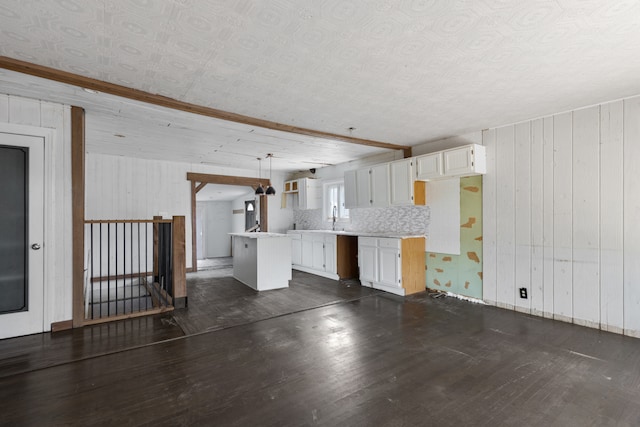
[332, 205, 337, 231]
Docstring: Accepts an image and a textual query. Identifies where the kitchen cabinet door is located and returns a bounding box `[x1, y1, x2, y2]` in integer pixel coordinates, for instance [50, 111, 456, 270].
[312, 236, 325, 271]
[356, 167, 371, 208]
[291, 236, 302, 266]
[442, 144, 487, 177]
[301, 234, 313, 268]
[359, 243, 377, 283]
[415, 152, 443, 180]
[344, 170, 357, 209]
[390, 158, 414, 205]
[324, 236, 336, 274]
[370, 163, 390, 207]
[378, 244, 401, 288]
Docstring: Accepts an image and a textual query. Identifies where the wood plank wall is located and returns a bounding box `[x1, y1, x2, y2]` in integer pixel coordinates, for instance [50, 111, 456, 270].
[85, 153, 293, 269]
[483, 97, 640, 337]
[0, 94, 72, 329]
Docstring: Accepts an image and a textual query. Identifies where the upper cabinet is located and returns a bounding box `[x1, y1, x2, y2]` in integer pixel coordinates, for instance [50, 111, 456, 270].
[342, 144, 485, 210]
[283, 178, 320, 210]
[344, 170, 357, 209]
[370, 163, 390, 208]
[442, 144, 486, 176]
[415, 152, 443, 180]
[389, 158, 414, 206]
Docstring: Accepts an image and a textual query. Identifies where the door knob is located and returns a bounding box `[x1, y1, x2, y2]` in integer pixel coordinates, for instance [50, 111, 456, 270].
[31, 243, 41, 250]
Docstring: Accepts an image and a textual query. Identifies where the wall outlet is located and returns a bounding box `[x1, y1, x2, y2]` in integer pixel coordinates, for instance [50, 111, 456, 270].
[519, 288, 528, 299]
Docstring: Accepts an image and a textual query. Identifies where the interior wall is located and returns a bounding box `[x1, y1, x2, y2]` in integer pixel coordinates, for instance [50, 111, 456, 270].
[198, 201, 232, 258]
[0, 94, 72, 328]
[483, 96, 640, 338]
[427, 176, 483, 299]
[85, 153, 292, 267]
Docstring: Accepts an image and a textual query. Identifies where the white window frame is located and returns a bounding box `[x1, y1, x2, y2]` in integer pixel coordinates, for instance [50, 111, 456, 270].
[323, 179, 350, 224]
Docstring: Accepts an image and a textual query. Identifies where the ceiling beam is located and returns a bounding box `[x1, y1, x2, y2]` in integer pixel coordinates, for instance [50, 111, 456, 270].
[0, 56, 412, 157]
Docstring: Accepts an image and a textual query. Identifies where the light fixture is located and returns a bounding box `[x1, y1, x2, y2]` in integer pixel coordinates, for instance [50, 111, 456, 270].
[255, 158, 265, 196]
[265, 153, 276, 196]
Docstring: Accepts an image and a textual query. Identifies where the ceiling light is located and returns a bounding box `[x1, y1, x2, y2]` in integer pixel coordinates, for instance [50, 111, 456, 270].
[265, 154, 276, 196]
[82, 87, 99, 94]
[255, 157, 265, 196]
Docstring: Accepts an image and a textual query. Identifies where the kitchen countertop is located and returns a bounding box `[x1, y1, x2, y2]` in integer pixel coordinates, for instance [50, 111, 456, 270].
[230, 232, 290, 239]
[287, 230, 425, 239]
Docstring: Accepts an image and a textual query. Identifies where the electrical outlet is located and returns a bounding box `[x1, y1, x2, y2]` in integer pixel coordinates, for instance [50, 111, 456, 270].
[519, 288, 528, 299]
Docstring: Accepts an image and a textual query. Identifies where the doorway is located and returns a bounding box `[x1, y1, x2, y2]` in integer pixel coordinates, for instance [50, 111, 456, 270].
[245, 200, 256, 231]
[0, 132, 45, 339]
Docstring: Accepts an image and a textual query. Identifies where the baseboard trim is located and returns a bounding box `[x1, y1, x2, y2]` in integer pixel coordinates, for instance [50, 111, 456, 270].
[51, 320, 73, 333]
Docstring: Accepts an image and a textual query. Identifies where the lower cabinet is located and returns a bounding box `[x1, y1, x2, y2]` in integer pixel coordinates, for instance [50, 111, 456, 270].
[289, 232, 338, 280]
[358, 237, 425, 296]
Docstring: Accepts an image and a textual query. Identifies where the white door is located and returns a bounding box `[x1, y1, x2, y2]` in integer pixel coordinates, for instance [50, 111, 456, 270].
[0, 132, 44, 339]
[301, 235, 313, 268]
[343, 170, 357, 209]
[291, 236, 302, 266]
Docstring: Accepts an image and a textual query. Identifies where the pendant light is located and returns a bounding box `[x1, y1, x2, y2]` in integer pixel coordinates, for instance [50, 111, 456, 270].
[255, 157, 265, 196]
[265, 153, 276, 195]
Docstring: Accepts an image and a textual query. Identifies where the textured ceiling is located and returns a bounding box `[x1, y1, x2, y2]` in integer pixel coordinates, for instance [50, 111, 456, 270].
[2, 0, 640, 170]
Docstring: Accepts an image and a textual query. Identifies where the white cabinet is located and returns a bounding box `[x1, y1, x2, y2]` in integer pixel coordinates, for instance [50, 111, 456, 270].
[356, 168, 371, 208]
[344, 170, 357, 209]
[377, 240, 401, 289]
[344, 164, 390, 209]
[358, 236, 425, 296]
[358, 237, 377, 285]
[289, 232, 338, 280]
[298, 178, 321, 210]
[389, 158, 415, 205]
[301, 233, 313, 268]
[370, 163, 390, 207]
[442, 144, 486, 177]
[312, 235, 325, 271]
[324, 236, 336, 274]
[415, 152, 443, 180]
[290, 233, 302, 266]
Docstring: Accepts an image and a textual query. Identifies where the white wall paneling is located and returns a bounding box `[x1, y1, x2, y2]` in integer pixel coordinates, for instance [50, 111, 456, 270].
[572, 106, 600, 327]
[530, 118, 544, 316]
[495, 126, 516, 309]
[0, 94, 72, 331]
[552, 112, 573, 321]
[514, 122, 532, 313]
[623, 97, 640, 337]
[484, 94, 640, 337]
[482, 129, 497, 304]
[600, 101, 624, 333]
[542, 117, 555, 319]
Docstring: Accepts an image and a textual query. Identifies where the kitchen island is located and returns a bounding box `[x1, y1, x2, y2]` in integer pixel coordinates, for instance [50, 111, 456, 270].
[230, 232, 292, 291]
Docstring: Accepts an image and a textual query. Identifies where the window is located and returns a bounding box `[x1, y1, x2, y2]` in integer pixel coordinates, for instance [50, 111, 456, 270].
[324, 179, 349, 222]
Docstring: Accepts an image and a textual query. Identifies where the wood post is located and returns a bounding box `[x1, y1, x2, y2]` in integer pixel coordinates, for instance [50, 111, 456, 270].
[260, 196, 268, 232]
[71, 106, 85, 328]
[172, 216, 187, 308]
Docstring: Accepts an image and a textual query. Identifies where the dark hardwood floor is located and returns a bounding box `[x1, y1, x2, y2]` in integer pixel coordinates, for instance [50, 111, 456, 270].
[1, 269, 640, 426]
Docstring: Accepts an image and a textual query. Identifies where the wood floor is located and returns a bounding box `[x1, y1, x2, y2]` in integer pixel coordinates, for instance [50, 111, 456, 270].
[1, 269, 640, 426]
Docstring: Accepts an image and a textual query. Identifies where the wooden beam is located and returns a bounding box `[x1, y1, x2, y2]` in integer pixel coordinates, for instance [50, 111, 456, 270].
[195, 182, 207, 193]
[187, 171, 270, 260]
[71, 106, 85, 328]
[187, 172, 269, 188]
[0, 56, 411, 153]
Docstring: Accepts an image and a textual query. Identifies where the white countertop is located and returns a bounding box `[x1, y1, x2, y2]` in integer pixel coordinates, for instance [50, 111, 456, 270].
[287, 230, 425, 239]
[230, 232, 290, 239]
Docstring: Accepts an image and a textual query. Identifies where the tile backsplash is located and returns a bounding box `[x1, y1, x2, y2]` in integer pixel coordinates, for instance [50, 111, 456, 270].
[293, 205, 430, 236]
